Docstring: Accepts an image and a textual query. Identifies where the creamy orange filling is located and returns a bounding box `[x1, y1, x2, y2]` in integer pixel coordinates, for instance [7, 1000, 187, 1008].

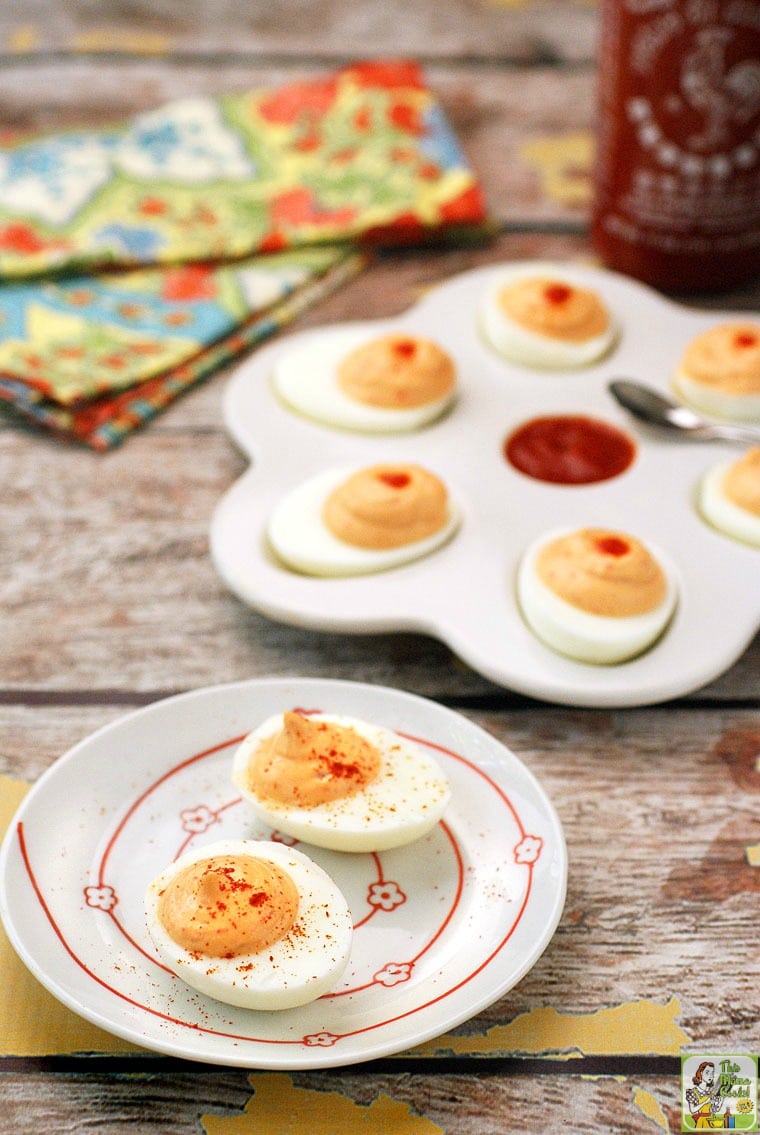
[497, 277, 610, 342]
[536, 528, 666, 617]
[323, 463, 448, 550]
[723, 447, 760, 516]
[158, 854, 299, 958]
[336, 334, 456, 408]
[248, 711, 382, 807]
[680, 323, 760, 394]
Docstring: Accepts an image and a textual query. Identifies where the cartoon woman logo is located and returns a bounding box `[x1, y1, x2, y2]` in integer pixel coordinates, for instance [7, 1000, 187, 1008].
[685, 1062, 734, 1129]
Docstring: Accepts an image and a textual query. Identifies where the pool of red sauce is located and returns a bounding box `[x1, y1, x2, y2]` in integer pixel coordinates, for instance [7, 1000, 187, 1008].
[505, 415, 636, 485]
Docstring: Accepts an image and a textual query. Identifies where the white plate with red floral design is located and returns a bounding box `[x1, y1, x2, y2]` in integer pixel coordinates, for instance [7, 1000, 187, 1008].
[0, 678, 566, 1069]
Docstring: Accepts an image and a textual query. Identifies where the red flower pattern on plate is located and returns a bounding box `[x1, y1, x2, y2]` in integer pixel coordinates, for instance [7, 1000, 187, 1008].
[303, 1031, 340, 1047]
[179, 805, 218, 834]
[514, 835, 543, 865]
[374, 961, 413, 987]
[84, 884, 118, 912]
[367, 880, 406, 911]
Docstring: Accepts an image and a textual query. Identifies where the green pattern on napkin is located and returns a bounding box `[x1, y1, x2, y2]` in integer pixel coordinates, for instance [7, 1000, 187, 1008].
[0, 60, 488, 448]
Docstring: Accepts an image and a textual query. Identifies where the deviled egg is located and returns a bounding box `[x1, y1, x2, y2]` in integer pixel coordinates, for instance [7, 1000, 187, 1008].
[481, 263, 617, 368]
[517, 527, 678, 664]
[232, 709, 451, 852]
[272, 329, 457, 431]
[267, 462, 461, 576]
[674, 322, 760, 421]
[699, 447, 760, 547]
[144, 839, 353, 1010]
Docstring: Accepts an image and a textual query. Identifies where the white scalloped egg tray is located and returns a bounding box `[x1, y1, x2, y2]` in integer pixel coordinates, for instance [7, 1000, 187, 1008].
[210, 261, 759, 707]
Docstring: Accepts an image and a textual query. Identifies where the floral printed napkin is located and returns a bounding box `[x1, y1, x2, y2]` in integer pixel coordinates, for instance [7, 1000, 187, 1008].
[0, 59, 488, 449]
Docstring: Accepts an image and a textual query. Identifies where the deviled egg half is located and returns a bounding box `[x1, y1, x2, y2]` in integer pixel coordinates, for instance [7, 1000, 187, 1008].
[674, 322, 760, 422]
[481, 263, 618, 368]
[699, 447, 760, 547]
[267, 461, 461, 577]
[145, 839, 353, 1010]
[517, 527, 678, 664]
[272, 329, 457, 432]
[232, 709, 451, 853]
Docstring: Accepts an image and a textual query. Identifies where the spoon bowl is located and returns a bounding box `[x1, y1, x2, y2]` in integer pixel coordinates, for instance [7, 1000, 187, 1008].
[608, 380, 760, 445]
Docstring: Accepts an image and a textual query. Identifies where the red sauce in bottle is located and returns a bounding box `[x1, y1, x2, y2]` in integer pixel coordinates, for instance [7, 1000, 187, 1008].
[591, 0, 760, 293]
[505, 415, 636, 485]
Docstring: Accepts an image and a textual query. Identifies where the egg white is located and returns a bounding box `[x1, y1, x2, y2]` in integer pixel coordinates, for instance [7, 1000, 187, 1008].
[266, 466, 462, 577]
[673, 369, 760, 423]
[144, 839, 353, 1011]
[232, 712, 452, 852]
[480, 262, 618, 368]
[517, 530, 678, 664]
[271, 328, 456, 432]
[698, 461, 760, 547]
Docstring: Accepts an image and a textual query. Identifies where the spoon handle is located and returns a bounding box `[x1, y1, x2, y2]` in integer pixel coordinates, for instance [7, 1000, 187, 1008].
[703, 422, 760, 445]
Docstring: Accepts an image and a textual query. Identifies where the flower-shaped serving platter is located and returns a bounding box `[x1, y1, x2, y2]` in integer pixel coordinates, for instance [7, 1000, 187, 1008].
[211, 262, 760, 707]
[0, 677, 567, 1069]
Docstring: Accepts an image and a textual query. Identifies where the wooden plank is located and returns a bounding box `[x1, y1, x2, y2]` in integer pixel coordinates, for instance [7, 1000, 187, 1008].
[0, 424, 492, 699]
[0, 1067, 687, 1134]
[445, 705, 760, 1054]
[0, 0, 601, 65]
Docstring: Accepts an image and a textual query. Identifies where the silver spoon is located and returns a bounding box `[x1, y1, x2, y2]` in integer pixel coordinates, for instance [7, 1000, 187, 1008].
[608, 379, 760, 445]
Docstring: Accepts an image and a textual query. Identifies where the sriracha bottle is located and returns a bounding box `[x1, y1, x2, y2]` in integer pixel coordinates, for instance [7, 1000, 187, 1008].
[591, 0, 760, 293]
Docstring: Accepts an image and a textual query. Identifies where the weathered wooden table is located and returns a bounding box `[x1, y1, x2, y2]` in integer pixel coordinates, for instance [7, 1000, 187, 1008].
[1, 2, 758, 1132]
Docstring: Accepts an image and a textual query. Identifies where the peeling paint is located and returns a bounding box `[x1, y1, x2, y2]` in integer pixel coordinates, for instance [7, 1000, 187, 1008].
[0, 774, 28, 831]
[409, 998, 690, 1057]
[201, 1073, 443, 1135]
[518, 130, 594, 207]
[72, 29, 171, 54]
[632, 1086, 671, 1132]
[7, 25, 39, 52]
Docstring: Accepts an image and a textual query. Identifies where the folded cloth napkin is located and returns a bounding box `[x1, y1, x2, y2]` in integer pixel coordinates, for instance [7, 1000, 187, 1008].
[0, 59, 488, 449]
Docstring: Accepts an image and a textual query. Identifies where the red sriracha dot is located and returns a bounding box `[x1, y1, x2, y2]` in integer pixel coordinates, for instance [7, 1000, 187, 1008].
[543, 283, 573, 305]
[378, 471, 411, 489]
[734, 332, 757, 349]
[595, 536, 630, 557]
[393, 339, 418, 359]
